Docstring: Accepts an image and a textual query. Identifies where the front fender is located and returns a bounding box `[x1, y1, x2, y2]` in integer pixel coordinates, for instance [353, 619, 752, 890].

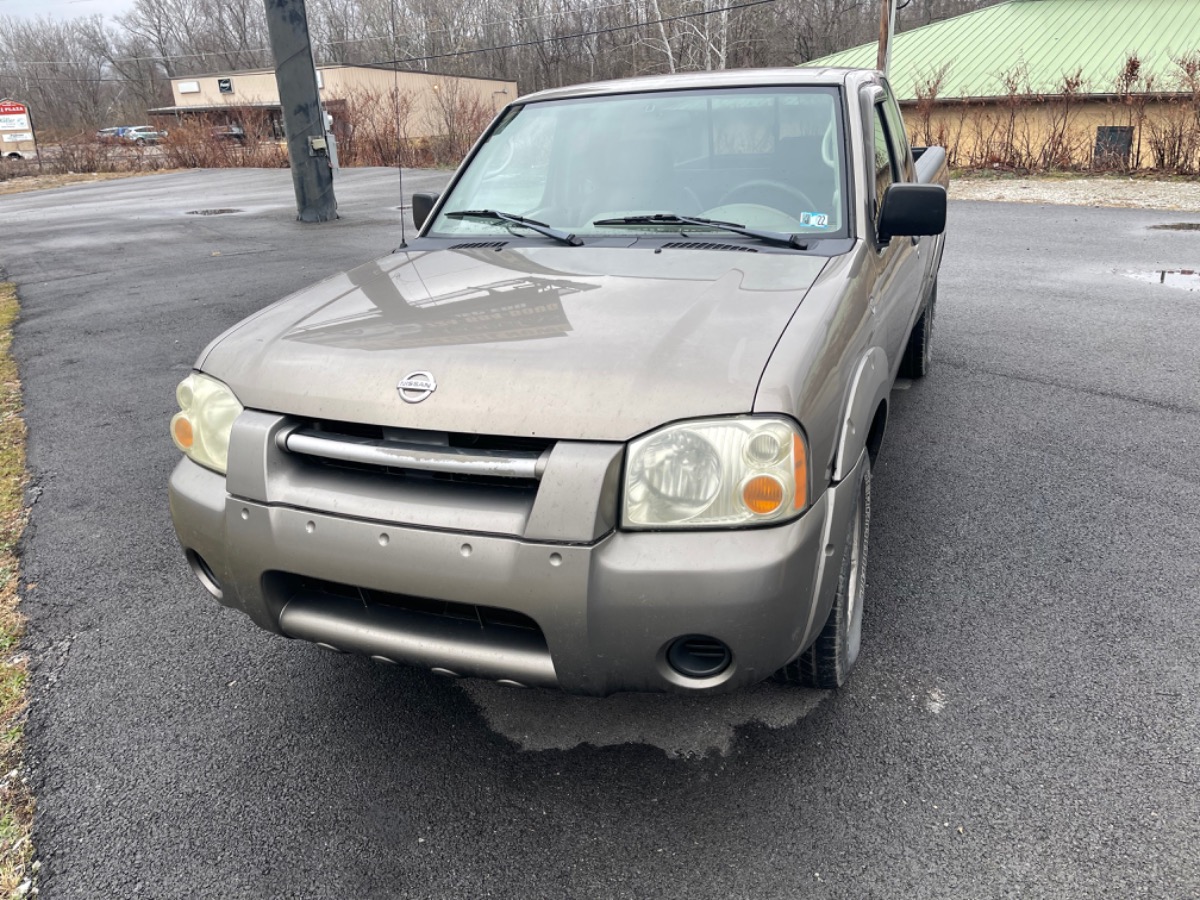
[832, 347, 889, 483]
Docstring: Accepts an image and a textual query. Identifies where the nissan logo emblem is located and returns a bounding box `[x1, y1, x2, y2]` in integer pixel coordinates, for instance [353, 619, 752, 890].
[397, 371, 437, 403]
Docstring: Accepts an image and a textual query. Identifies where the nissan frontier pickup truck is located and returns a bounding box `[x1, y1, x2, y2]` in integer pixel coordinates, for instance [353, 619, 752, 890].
[169, 68, 948, 696]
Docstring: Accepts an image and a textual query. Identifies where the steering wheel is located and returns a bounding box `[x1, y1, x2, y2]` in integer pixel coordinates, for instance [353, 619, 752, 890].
[717, 180, 816, 215]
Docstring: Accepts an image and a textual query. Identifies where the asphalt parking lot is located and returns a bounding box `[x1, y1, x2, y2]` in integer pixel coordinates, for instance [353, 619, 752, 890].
[3, 168, 1198, 898]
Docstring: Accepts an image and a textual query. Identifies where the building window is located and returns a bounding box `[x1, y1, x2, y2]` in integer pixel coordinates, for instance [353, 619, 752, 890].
[1094, 126, 1133, 168]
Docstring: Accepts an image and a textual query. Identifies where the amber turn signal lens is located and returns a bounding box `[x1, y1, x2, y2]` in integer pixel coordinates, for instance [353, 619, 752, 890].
[172, 414, 194, 450]
[742, 474, 784, 515]
[793, 433, 808, 510]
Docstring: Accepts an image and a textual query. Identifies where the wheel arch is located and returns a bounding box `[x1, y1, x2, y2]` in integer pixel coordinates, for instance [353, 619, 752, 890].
[831, 346, 890, 483]
[865, 398, 887, 465]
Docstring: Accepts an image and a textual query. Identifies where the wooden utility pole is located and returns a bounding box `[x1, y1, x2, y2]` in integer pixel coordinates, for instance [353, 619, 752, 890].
[876, 0, 897, 75]
[262, 0, 337, 222]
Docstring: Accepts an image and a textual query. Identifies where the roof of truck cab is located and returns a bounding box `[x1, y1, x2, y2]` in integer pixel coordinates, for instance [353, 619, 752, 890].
[517, 68, 868, 104]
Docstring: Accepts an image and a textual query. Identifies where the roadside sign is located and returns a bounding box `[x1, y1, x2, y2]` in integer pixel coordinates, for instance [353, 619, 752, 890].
[218, 78, 233, 94]
[0, 100, 30, 132]
[0, 99, 39, 164]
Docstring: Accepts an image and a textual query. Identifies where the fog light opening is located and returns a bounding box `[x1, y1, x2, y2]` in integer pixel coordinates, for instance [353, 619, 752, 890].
[666, 635, 731, 679]
[186, 550, 223, 600]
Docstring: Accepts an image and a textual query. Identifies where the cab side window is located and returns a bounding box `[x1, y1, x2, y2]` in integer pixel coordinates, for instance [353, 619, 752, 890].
[881, 91, 914, 182]
[872, 104, 898, 231]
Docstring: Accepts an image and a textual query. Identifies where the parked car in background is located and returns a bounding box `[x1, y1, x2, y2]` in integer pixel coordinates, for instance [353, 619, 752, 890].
[96, 125, 166, 145]
[169, 68, 948, 696]
[124, 125, 167, 145]
[210, 124, 246, 144]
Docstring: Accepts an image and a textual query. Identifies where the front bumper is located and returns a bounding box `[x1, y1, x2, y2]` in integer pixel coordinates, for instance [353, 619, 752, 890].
[169, 452, 862, 696]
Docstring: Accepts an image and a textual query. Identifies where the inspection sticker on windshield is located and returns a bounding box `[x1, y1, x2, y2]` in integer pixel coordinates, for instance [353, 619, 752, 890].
[799, 212, 830, 228]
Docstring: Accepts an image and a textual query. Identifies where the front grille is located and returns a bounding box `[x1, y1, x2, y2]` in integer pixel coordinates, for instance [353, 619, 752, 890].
[302, 419, 553, 454]
[267, 572, 543, 634]
[285, 420, 553, 490]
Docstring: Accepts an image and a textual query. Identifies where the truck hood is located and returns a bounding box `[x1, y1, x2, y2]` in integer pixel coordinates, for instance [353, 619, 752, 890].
[200, 245, 827, 442]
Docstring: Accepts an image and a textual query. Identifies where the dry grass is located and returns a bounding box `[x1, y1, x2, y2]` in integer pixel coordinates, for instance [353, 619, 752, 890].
[0, 284, 32, 897]
[0, 170, 170, 197]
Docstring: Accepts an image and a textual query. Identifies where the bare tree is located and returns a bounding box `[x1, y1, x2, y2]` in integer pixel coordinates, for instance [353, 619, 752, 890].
[0, 0, 1015, 131]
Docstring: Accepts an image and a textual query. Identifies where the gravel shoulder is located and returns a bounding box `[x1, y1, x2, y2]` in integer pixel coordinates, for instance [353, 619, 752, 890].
[950, 175, 1200, 212]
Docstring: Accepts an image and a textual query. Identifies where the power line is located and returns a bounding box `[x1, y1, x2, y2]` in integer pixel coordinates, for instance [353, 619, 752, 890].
[319, 0, 639, 51]
[367, 0, 778, 68]
[0, 0, 777, 83]
[3, 0, 657, 67]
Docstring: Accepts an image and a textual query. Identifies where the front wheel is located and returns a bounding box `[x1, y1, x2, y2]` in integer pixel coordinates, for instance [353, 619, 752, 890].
[776, 456, 871, 688]
[899, 279, 936, 379]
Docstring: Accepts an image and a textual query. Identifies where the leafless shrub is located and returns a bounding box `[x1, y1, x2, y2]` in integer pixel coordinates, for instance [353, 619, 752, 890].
[40, 133, 167, 174]
[423, 77, 495, 167]
[1038, 69, 1087, 169]
[335, 87, 418, 168]
[160, 115, 288, 169]
[912, 53, 1200, 175]
[912, 64, 950, 148]
[0, 158, 37, 182]
[1099, 53, 1154, 171]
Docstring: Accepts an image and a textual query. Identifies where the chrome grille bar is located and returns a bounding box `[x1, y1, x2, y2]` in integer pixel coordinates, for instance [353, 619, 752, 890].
[279, 427, 551, 480]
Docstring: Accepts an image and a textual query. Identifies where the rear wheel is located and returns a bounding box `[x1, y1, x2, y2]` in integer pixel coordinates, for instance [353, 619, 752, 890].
[899, 279, 936, 378]
[776, 456, 871, 688]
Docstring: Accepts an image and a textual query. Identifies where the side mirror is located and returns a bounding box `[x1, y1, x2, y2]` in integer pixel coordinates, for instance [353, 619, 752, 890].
[878, 183, 946, 242]
[412, 192, 439, 231]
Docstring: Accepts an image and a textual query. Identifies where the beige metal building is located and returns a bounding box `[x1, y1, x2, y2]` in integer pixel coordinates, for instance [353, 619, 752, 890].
[808, 0, 1200, 172]
[148, 64, 517, 142]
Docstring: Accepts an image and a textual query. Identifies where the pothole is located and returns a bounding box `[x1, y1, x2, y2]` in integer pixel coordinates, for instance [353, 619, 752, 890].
[186, 208, 242, 216]
[1148, 223, 1200, 231]
[1118, 269, 1200, 291]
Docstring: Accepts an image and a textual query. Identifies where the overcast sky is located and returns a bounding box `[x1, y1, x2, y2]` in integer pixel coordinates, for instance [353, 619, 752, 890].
[0, 0, 134, 20]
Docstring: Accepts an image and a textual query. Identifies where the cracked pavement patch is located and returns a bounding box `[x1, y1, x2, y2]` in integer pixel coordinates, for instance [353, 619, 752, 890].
[462, 680, 831, 757]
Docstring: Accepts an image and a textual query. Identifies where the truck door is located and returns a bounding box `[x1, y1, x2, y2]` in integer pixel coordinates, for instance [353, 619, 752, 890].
[866, 93, 923, 375]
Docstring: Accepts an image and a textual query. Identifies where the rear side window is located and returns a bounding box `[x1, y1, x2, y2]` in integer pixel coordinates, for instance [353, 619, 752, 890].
[872, 105, 898, 229]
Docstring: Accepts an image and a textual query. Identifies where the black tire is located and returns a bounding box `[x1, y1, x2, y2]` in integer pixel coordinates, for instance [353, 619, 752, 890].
[899, 279, 936, 379]
[776, 456, 871, 688]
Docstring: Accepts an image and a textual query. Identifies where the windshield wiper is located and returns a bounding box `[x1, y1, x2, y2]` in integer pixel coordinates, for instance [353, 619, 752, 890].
[593, 214, 808, 250]
[444, 209, 582, 246]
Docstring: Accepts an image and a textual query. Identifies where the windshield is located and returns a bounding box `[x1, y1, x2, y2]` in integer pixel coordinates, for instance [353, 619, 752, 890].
[429, 86, 848, 241]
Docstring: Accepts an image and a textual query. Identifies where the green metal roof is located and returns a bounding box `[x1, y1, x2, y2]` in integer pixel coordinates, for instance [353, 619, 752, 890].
[807, 0, 1200, 101]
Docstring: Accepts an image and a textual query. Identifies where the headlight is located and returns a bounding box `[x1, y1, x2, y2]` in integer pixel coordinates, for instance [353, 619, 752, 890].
[170, 373, 243, 474]
[623, 417, 810, 529]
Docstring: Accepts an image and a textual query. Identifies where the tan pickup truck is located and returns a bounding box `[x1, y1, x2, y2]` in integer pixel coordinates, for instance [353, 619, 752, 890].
[169, 68, 948, 696]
